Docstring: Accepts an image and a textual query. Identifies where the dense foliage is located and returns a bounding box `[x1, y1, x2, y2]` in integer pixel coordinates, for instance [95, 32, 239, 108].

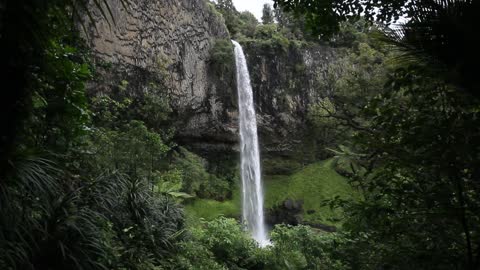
[300, 1, 480, 269]
[1, 1, 185, 269]
[0, 24, 183, 270]
[274, 0, 480, 96]
[167, 217, 350, 270]
[210, 0, 313, 49]
[1, 0, 479, 269]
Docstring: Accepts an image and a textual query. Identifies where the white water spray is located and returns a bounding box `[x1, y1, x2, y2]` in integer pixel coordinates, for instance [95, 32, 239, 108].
[232, 40, 269, 246]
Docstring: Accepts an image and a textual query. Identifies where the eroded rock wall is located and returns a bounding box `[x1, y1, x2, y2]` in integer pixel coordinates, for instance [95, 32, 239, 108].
[84, 0, 238, 153]
[84, 0, 334, 157]
[242, 42, 335, 155]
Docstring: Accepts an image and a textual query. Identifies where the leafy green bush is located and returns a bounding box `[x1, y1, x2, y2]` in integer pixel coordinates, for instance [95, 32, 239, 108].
[168, 240, 226, 270]
[170, 217, 351, 270]
[198, 174, 231, 200]
[254, 24, 279, 39]
[236, 11, 259, 38]
[268, 225, 349, 270]
[253, 24, 291, 51]
[137, 87, 172, 130]
[205, 0, 224, 23]
[195, 217, 261, 269]
[27, 38, 92, 153]
[210, 39, 234, 78]
[89, 120, 169, 179]
[90, 80, 172, 133]
[171, 147, 209, 195]
[307, 97, 338, 137]
[172, 147, 232, 200]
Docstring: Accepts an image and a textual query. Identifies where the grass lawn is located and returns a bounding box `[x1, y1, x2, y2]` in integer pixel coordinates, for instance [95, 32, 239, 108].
[185, 159, 359, 226]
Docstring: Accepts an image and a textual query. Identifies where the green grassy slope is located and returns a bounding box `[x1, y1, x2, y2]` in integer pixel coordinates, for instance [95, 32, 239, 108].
[266, 159, 359, 225]
[185, 191, 240, 221]
[185, 159, 358, 226]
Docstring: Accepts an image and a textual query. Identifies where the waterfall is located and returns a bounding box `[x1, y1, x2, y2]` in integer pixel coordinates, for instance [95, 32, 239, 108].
[232, 40, 269, 246]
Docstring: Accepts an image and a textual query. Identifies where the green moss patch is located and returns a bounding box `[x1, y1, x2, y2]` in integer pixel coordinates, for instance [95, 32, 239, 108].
[185, 159, 359, 226]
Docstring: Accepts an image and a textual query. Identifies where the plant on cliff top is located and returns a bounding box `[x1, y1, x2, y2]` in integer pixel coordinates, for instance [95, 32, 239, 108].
[210, 39, 235, 79]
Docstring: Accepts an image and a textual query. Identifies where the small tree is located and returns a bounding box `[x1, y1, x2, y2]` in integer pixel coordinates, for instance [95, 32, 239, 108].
[274, 5, 288, 27]
[215, 0, 235, 11]
[261, 3, 274, 24]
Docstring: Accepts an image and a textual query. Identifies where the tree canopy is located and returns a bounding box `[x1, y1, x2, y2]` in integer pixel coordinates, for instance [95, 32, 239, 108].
[274, 0, 480, 97]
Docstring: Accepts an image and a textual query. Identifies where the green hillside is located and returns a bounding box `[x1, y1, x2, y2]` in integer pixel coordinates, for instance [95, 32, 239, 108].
[185, 159, 359, 226]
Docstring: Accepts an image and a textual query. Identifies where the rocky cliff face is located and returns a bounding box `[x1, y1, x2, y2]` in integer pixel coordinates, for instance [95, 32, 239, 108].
[84, 0, 238, 153]
[241, 42, 335, 156]
[84, 0, 334, 157]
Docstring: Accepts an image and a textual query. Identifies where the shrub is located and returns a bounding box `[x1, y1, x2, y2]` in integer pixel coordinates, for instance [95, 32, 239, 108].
[237, 11, 258, 38]
[269, 225, 349, 270]
[254, 24, 279, 39]
[254, 24, 291, 51]
[172, 147, 232, 200]
[89, 120, 170, 179]
[168, 240, 226, 270]
[196, 217, 260, 268]
[210, 39, 235, 78]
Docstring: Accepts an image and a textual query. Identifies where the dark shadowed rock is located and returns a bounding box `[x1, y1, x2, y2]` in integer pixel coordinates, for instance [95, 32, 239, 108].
[266, 199, 304, 225]
[266, 199, 337, 232]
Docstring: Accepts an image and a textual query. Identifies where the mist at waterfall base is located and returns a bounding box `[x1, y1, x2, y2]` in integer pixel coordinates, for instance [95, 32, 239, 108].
[232, 40, 270, 247]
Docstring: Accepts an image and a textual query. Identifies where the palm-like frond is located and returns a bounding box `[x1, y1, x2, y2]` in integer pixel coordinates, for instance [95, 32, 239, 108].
[0, 152, 185, 269]
[382, 0, 479, 95]
[0, 154, 115, 269]
[14, 156, 61, 196]
[0, 154, 58, 268]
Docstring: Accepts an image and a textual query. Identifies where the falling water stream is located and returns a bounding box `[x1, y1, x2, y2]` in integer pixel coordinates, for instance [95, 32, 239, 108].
[232, 40, 269, 247]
